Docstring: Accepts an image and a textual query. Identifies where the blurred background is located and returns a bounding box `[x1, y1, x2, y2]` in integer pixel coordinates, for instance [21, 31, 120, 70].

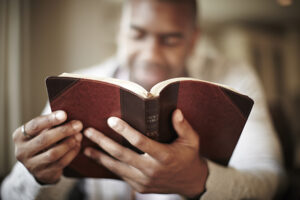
[0, 0, 299, 198]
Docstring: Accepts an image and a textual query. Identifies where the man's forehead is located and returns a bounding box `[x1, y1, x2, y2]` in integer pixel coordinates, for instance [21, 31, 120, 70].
[124, 0, 194, 32]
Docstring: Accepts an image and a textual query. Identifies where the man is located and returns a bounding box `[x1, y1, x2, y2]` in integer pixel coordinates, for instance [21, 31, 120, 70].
[1, 0, 284, 199]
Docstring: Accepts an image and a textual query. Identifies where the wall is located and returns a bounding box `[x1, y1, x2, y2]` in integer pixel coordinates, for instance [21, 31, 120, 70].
[28, 0, 121, 119]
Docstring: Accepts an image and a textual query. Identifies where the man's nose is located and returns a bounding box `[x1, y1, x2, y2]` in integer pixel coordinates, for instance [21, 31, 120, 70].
[140, 37, 164, 64]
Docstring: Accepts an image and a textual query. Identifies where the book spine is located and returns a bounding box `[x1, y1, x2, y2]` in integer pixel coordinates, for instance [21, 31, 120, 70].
[145, 98, 160, 140]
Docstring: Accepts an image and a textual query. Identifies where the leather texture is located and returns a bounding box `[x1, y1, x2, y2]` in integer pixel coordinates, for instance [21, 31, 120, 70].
[47, 77, 122, 179]
[46, 77, 79, 102]
[46, 77, 253, 178]
[176, 81, 254, 165]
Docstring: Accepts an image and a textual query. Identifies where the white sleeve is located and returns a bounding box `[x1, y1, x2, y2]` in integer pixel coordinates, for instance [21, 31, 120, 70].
[1, 162, 77, 200]
[200, 63, 285, 199]
[202, 161, 282, 200]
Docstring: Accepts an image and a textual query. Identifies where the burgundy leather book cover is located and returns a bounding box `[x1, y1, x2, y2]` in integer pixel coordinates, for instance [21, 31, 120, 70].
[46, 76, 253, 179]
[158, 80, 254, 166]
[47, 77, 125, 179]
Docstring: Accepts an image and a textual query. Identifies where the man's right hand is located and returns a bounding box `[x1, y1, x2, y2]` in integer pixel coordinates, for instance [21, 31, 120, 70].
[12, 110, 83, 184]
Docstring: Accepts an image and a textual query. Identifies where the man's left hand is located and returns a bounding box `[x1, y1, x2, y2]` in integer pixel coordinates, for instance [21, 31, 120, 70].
[83, 109, 208, 198]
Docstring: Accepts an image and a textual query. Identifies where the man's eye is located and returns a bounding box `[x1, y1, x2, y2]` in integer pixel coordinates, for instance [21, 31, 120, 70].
[162, 36, 182, 47]
[129, 29, 145, 40]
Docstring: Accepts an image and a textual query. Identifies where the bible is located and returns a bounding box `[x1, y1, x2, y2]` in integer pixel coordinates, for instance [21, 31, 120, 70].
[46, 73, 254, 179]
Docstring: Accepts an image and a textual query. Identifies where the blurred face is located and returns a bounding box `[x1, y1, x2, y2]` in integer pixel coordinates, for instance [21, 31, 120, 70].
[117, 0, 198, 90]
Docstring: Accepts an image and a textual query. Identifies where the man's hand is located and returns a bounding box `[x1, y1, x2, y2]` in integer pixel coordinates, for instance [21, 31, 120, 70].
[12, 111, 83, 184]
[84, 109, 208, 197]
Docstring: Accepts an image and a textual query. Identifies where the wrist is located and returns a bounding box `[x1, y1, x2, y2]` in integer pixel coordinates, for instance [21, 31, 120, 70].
[186, 188, 207, 200]
[186, 158, 209, 199]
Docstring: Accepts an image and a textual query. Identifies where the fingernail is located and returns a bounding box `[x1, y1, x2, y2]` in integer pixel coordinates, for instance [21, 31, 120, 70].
[72, 121, 82, 131]
[55, 111, 66, 121]
[176, 110, 184, 122]
[107, 117, 118, 129]
[84, 128, 93, 138]
[84, 149, 91, 157]
[75, 133, 82, 142]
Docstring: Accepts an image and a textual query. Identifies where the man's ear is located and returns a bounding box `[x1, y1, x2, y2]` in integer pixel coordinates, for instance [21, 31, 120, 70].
[188, 27, 201, 56]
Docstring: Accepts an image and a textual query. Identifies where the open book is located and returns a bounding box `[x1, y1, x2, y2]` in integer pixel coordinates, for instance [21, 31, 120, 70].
[46, 73, 254, 179]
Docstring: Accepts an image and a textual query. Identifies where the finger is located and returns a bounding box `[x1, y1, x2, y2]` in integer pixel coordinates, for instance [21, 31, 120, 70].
[123, 178, 148, 194]
[28, 140, 81, 185]
[123, 178, 162, 194]
[53, 142, 81, 169]
[20, 111, 67, 139]
[84, 147, 145, 181]
[84, 128, 152, 169]
[28, 133, 82, 167]
[107, 117, 168, 162]
[172, 109, 199, 147]
[26, 120, 83, 156]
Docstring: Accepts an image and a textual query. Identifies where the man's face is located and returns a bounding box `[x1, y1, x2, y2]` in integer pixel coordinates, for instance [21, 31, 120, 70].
[117, 0, 198, 91]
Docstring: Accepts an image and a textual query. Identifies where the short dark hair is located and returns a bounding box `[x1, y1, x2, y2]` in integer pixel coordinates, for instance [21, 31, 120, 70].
[158, 0, 198, 26]
[123, 0, 199, 27]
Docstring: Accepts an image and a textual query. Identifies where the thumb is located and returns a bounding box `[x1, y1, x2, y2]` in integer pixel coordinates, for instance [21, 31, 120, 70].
[172, 109, 199, 146]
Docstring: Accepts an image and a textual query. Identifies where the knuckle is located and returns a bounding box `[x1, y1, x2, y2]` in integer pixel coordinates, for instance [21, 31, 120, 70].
[27, 119, 40, 133]
[46, 150, 59, 162]
[25, 161, 37, 174]
[146, 168, 160, 179]
[106, 160, 116, 170]
[15, 147, 24, 161]
[105, 159, 117, 171]
[60, 123, 74, 135]
[131, 135, 146, 148]
[160, 153, 173, 165]
[45, 115, 55, 126]
[59, 125, 68, 133]
[71, 121, 81, 131]
[110, 147, 123, 159]
[141, 177, 153, 187]
[36, 134, 47, 147]
[66, 137, 76, 149]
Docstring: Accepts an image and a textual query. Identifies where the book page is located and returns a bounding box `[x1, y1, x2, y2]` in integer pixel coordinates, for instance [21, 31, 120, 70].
[60, 73, 150, 98]
[60, 73, 238, 98]
[150, 77, 239, 96]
